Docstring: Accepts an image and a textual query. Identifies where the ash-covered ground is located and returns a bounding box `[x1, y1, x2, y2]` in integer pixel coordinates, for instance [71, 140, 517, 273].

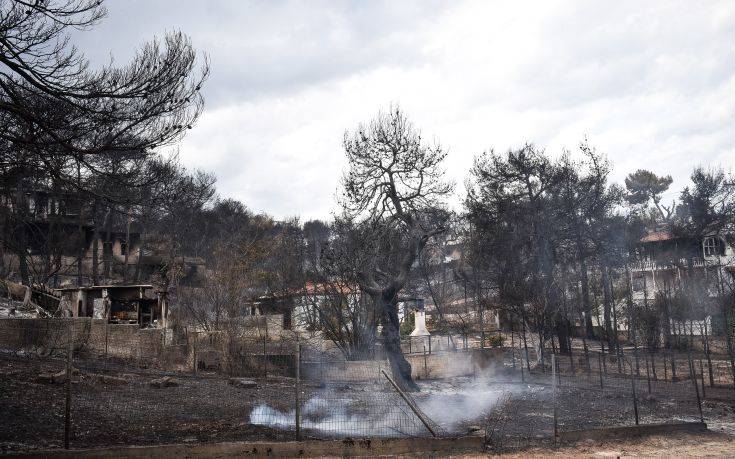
[1, 353, 733, 453]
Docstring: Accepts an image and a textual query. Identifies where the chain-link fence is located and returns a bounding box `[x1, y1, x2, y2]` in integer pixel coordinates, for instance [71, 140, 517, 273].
[0, 320, 728, 454]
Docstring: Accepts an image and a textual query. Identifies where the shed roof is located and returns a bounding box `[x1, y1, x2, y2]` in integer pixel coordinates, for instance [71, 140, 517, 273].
[56, 284, 154, 292]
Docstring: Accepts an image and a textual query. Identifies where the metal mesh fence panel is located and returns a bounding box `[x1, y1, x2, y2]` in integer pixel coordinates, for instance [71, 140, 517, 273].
[1, 322, 732, 454]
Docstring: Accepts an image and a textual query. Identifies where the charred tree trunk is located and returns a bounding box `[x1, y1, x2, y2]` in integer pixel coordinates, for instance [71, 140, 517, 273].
[521, 309, 532, 372]
[76, 200, 86, 286]
[123, 208, 131, 282]
[12, 176, 31, 286]
[91, 201, 103, 285]
[555, 314, 572, 354]
[374, 289, 418, 392]
[103, 207, 113, 279]
[75, 158, 85, 286]
[602, 265, 615, 348]
[579, 255, 595, 339]
[133, 225, 146, 282]
[659, 280, 673, 348]
[723, 297, 735, 388]
[17, 225, 30, 286]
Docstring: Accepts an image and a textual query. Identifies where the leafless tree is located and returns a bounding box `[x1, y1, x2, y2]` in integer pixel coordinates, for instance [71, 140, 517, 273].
[338, 106, 453, 390]
[303, 220, 379, 360]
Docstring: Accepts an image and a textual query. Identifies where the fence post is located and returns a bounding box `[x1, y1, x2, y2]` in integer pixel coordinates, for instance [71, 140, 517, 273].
[644, 353, 651, 394]
[64, 320, 72, 449]
[428, 336, 432, 355]
[295, 343, 301, 441]
[699, 357, 706, 399]
[670, 351, 677, 382]
[192, 331, 198, 373]
[552, 353, 558, 446]
[688, 353, 704, 423]
[629, 360, 639, 426]
[262, 329, 268, 379]
[104, 320, 108, 359]
[520, 350, 525, 383]
[409, 336, 412, 354]
[650, 352, 658, 381]
[423, 343, 428, 379]
[137, 328, 143, 366]
[598, 353, 604, 389]
[568, 352, 574, 381]
[634, 347, 640, 377]
[103, 320, 109, 374]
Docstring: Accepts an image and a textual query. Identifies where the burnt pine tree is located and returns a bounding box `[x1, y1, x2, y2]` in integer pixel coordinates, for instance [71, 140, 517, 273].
[339, 107, 453, 391]
[0, 0, 209, 183]
[624, 169, 675, 224]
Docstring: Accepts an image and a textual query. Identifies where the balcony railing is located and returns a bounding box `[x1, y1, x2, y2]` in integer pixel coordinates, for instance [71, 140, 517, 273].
[631, 257, 713, 271]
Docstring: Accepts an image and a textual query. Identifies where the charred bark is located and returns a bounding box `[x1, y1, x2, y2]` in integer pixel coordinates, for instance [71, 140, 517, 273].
[579, 255, 595, 339]
[103, 207, 113, 279]
[602, 265, 615, 348]
[555, 314, 572, 354]
[374, 290, 419, 392]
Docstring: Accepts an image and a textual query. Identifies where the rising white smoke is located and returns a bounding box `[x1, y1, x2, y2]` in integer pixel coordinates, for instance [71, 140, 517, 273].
[249, 357, 526, 437]
[250, 395, 426, 437]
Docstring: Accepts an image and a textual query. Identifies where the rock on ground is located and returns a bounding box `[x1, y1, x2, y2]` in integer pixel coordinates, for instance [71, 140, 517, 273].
[95, 374, 128, 385]
[228, 378, 257, 388]
[149, 376, 180, 388]
[36, 368, 79, 384]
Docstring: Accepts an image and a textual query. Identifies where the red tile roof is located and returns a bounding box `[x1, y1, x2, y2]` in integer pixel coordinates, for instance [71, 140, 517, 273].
[640, 231, 674, 243]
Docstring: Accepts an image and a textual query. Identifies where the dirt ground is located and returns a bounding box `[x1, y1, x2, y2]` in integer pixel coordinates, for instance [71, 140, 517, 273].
[433, 431, 735, 458]
[2, 352, 734, 456]
[0, 353, 296, 453]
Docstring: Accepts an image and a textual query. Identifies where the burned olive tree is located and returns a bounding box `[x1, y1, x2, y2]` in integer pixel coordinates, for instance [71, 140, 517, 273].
[339, 107, 453, 391]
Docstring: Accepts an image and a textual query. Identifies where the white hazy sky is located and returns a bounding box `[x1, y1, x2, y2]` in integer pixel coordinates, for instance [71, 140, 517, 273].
[76, 0, 735, 219]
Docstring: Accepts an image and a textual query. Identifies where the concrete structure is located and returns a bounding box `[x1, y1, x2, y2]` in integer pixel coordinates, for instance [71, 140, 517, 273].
[409, 298, 430, 337]
[411, 309, 430, 336]
[0, 436, 485, 458]
[0, 318, 175, 364]
[300, 348, 504, 381]
[56, 285, 168, 328]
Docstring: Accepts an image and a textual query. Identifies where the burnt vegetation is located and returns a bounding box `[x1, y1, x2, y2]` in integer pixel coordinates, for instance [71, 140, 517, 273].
[0, 0, 734, 398]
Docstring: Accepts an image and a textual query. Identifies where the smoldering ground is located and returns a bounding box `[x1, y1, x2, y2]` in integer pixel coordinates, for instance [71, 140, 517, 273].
[248, 355, 542, 437]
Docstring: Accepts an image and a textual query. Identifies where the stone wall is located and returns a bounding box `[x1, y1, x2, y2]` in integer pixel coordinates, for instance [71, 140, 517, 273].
[0, 318, 90, 354]
[0, 318, 507, 380]
[300, 348, 505, 382]
[0, 318, 167, 364]
[408, 348, 504, 379]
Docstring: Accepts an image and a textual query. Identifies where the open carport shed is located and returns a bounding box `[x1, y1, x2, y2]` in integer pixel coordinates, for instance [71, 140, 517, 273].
[56, 285, 168, 328]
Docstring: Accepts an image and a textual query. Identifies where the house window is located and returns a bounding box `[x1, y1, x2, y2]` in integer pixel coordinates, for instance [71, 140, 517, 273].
[632, 275, 645, 292]
[704, 237, 718, 257]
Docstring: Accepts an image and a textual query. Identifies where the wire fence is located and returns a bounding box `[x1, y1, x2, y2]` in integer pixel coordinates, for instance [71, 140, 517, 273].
[0, 319, 727, 454]
[401, 329, 735, 390]
[479, 342, 724, 452]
